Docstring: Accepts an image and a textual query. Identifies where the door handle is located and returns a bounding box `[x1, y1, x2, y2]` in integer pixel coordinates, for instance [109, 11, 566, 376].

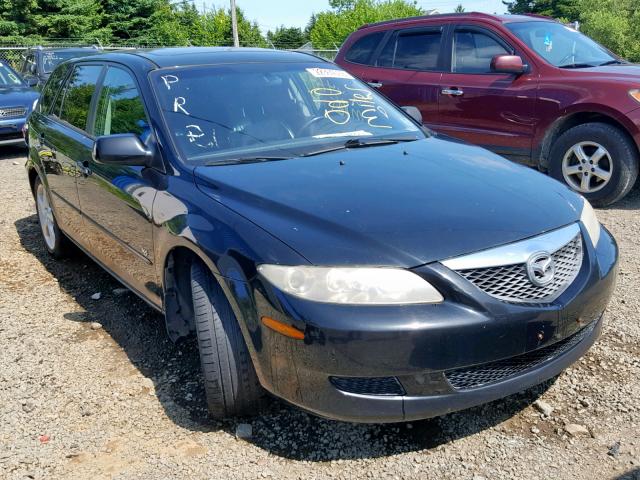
[367, 81, 383, 88]
[441, 88, 464, 96]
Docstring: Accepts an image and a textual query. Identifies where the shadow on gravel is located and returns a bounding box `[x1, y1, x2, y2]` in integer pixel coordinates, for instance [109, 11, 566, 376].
[16, 212, 552, 461]
[0, 145, 27, 162]
[615, 469, 640, 480]
[600, 183, 640, 211]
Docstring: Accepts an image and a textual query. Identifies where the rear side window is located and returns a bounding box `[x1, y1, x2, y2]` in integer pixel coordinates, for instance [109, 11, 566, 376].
[22, 54, 36, 76]
[38, 65, 69, 114]
[58, 65, 103, 132]
[453, 30, 510, 73]
[345, 31, 385, 65]
[379, 30, 443, 70]
[93, 67, 148, 137]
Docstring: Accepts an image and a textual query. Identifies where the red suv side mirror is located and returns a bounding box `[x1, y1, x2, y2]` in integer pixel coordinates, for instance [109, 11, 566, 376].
[491, 55, 525, 74]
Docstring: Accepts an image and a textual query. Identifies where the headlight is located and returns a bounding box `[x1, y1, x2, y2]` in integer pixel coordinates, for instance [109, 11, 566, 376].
[580, 197, 601, 247]
[257, 265, 443, 305]
[32, 99, 38, 111]
[630, 89, 640, 103]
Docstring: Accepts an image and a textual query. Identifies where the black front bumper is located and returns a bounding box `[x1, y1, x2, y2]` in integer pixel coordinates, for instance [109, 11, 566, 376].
[236, 225, 617, 423]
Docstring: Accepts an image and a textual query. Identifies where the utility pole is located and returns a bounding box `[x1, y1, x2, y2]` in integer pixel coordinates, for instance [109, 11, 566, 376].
[230, 0, 239, 47]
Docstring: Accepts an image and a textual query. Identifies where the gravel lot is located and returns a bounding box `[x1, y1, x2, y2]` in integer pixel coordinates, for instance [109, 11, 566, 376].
[1, 147, 639, 480]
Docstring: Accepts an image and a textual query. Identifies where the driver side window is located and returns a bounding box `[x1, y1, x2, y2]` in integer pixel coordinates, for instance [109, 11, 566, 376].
[453, 30, 510, 74]
[93, 67, 149, 140]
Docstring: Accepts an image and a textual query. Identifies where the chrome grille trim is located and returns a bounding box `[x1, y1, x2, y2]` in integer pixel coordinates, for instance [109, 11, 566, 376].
[443, 224, 583, 303]
[0, 106, 27, 119]
[442, 223, 581, 270]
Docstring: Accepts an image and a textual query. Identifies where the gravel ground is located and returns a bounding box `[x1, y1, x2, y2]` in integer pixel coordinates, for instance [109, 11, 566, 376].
[1, 146, 639, 480]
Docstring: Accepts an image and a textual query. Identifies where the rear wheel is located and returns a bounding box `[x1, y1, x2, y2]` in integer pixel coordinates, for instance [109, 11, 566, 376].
[34, 177, 71, 257]
[549, 122, 638, 206]
[190, 261, 262, 418]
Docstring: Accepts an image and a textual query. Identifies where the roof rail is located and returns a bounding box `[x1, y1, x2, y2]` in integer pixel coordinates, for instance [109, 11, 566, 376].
[359, 12, 498, 30]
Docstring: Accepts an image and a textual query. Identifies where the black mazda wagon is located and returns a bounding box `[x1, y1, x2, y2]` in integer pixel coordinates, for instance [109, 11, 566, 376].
[25, 48, 618, 423]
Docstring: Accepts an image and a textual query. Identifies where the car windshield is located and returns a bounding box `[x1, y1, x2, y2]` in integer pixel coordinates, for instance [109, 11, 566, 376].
[0, 62, 23, 87]
[42, 50, 96, 73]
[506, 21, 617, 68]
[150, 62, 424, 165]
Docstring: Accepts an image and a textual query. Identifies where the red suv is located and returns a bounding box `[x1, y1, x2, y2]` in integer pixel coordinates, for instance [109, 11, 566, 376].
[336, 13, 640, 206]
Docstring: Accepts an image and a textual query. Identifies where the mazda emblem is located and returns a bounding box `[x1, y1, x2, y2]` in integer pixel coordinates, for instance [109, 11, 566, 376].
[526, 251, 556, 287]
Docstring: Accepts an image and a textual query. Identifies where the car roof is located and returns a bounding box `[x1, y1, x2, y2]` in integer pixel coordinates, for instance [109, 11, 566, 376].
[360, 12, 556, 30]
[31, 46, 100, 53]
[69, 47, 328, 69]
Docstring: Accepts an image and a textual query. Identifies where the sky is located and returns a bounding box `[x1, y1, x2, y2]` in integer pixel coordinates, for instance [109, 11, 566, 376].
[203, 0, 508, 33]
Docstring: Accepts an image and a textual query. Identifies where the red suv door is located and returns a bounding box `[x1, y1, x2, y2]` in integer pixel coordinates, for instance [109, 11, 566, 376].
[338, 26, 446, 131]
[438, 25, 538, 162]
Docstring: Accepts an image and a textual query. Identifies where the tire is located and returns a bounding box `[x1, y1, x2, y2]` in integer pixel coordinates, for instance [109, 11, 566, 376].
[190, 261, 262, 418]
[548, 122, 639, 207]
[33, 177, 71, 257]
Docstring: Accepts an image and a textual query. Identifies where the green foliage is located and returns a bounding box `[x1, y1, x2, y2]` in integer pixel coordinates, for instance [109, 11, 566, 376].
[310, 0, 423, 49]
[267, 26, 308, 49]
[579, 0, 640, 62]
[0, 0, 266, 47]
[454, 4, 466, 13]
[503, 0, 580, 21]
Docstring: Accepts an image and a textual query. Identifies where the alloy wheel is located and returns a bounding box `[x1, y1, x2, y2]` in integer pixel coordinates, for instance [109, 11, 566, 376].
[561, 141, 613, 193]
[36, 183, 56, 250]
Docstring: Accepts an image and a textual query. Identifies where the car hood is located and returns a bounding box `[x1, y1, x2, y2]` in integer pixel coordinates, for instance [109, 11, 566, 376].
[573, 63, 640, 79]
[0, 85, 39, 108]
[194, 137, 583, 267]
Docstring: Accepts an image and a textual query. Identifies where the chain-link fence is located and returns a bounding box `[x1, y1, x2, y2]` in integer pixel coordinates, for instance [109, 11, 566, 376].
[0, 43, 338, 70]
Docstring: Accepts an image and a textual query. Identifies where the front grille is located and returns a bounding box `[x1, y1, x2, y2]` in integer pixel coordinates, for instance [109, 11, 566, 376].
[330, 376, 405, 396]
[445, 319, 598, 390]
[0, 106, 26, 119]
[456, 234, 583, 303]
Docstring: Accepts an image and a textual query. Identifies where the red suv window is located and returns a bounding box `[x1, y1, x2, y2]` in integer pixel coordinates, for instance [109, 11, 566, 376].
[453, 30, 510, 73]
[378, 29, 443, 70]
[344, 31, 385, 65]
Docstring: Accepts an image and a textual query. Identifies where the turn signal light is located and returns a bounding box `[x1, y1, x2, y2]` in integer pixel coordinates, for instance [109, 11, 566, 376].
[629, 89, 640, 103]
[261, 316, 305, 340]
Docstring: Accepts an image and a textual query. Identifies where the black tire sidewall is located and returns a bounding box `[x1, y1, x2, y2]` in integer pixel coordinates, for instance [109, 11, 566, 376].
[549, 123, 639, 206]
[190, 261, 261, 418]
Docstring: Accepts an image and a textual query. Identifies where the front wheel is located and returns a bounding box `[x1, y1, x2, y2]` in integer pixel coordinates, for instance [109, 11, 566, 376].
[548, 122, 639, 206]
[34, 177, 71, 257]
[190, 261, 263, 418]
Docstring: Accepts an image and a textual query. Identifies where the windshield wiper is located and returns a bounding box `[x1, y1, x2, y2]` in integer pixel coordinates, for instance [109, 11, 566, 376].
[204, 155, 292, 166]
[559, 63, 599, 69]
[598, 59, 627, 66]
[301, 137, 417, 157]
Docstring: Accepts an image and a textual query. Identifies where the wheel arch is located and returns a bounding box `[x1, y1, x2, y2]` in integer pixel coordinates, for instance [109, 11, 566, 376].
[536, 110, 640, 171]
[27, 165, 39, 197]
[160, 241, 258, 345]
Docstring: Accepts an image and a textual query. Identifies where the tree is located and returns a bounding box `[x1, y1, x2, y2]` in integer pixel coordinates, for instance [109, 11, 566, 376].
[38, 0, 111, 41]
[502, 0, 580, 21]
[101, 0, 167, 43]
[267, 26, 308, 49]
[579, 0, 640, 62]
[454, 4, 465, 12]
[304, 13, 318, 41]
[310, 0, 423, 49]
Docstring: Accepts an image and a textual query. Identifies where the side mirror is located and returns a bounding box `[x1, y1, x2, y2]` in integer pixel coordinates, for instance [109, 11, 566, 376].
[93, 133, 153, 167]
[491, 54, 526, 74]
[401, 105, 423, 124]
[25, 76, 38, 87]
